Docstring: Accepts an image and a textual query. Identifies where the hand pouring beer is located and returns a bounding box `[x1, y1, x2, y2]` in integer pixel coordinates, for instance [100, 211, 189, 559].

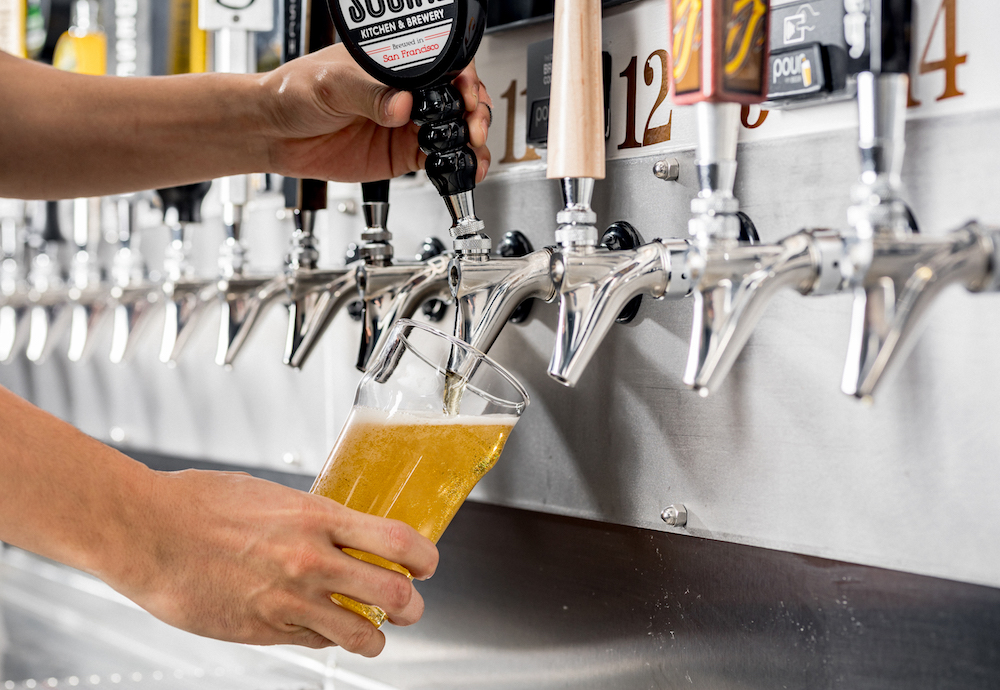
[310, 319, 529, 626]
[315, 0, 522, 628]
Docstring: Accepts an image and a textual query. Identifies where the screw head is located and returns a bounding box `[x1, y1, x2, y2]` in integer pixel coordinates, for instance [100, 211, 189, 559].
[653, 158, 680, 182]
[661, 504, 688, 527]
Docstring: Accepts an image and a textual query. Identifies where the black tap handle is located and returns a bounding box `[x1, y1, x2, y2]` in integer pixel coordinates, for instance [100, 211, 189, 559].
[284, 177, 328, 212]
[848, 0, 913, 75]
[282, 0, 334, 213]
[42, 200, 63, 243]
[413, 83, 478, 198]
[362, 181, 391, 204]
[156, 182, 212, 224]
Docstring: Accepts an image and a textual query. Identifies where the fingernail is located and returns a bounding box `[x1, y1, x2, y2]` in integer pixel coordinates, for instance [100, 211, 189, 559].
[383, 91, 400, 120]
[481, 120, 489, 143]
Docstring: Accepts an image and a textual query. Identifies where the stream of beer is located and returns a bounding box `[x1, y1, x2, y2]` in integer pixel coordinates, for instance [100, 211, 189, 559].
[443, 370, 466, 416]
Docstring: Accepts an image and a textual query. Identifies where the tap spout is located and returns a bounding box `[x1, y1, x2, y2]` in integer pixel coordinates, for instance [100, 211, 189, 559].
[216, 274, 288, 367]
[356, 255, 451, 371]
[450, 249, 556, 355]
[548, 239, 690, 387]
[843, 223, 995, 400]
[283, 267, 360, 369]
[684, 233, 821, 396]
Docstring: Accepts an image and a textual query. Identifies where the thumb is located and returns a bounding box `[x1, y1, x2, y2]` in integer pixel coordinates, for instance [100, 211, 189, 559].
[338, 72, 413, 128]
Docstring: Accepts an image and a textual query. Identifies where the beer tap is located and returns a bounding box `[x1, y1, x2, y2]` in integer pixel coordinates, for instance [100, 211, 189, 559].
[156, 181, 214, 364]
[0, 200, 30, 363]
[329, 0, 487, 370]
[353, 181, 449, 372]
[545, 0, 690, 386]
[664, 0, 1000, 399]
[836, 0, 1000, 398]
[281, 176, 360, 370]
[662, 0, 775, 396]
[272, 0, 363, 370]
[66, 197, 110, 362]
[23, 201, 72, 364]
[198, 0, 280, 367]
[444, 0, 571, 356]
[107, 194, 158, 364]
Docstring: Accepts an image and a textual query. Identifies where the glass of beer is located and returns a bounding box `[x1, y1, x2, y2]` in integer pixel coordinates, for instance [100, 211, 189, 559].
[309, 318, 530, 627]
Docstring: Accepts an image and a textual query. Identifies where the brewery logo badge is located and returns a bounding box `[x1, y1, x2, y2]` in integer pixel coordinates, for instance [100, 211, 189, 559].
[337, 0, 457, 76]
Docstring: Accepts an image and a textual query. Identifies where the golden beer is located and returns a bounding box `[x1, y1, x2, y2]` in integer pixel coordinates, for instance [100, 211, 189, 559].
[310, 406, 518, 626]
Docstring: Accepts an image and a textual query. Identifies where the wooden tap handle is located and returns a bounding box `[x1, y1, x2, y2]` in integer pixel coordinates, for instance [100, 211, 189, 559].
[547, 0, 606, 181]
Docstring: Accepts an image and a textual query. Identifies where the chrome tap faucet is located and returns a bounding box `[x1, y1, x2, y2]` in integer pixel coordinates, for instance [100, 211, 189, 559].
[449, 229, 554, 356]
[23, 201, 72, 364]
[156, 182, 216, 365]
[281, 177, 358, 370]
[355, 230, 449, 372]
[199, 0, 279, 367]
[329, 0, 488, 370]
[661, 0, 826, 396]
[272, 1, 365, 370]
[66, 197, 110, 363]
[108, 194, 159, 364]
[545, 0, 691, 386]
[0, 199, 30, 363]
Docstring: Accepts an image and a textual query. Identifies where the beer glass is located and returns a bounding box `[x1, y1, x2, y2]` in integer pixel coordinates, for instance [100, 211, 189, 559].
[309, 319, 530, 627]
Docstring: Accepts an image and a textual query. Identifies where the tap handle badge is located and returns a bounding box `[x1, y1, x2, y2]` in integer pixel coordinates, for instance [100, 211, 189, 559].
[329, 0, 487, 91]
[668, 0, 770, 105]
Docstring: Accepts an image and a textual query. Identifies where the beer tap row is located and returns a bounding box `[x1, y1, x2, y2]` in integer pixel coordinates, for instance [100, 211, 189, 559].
[1, 0, 997, 406]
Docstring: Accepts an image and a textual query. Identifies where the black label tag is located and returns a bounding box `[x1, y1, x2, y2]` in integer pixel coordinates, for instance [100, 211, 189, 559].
[336, 0, 458, 79]
[768, 44, 826, 98]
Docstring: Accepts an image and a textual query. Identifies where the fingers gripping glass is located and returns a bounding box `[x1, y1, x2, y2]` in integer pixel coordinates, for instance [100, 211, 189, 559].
[309, 319, 529, 627]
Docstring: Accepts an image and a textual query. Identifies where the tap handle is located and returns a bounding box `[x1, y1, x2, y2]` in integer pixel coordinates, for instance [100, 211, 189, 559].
[328, 1, 487, 200]
[546, 0, 606, 181]
[281, 0, 334, 214]
[283, 177, 328, 213]
[42, 201, 64, 244]
[412, 84, 478, 198]
[668, 0, 770, 105]
[155, 182, 212, 224]
[362, 181, 390, 204]
[846, 0, 913, 75]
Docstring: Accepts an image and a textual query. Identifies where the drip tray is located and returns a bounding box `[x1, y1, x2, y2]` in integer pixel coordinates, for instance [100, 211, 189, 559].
[0, 546, 342, 690]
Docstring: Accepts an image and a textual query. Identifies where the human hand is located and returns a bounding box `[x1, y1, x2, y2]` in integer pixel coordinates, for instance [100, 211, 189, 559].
[259, 44, 493, 185]
[112, 469, 438, 657]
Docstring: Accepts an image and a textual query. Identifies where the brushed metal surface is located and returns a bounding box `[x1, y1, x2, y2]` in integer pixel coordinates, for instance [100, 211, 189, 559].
[6, 495, 1000, 690]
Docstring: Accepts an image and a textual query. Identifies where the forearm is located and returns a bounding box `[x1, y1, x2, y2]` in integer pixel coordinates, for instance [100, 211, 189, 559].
[0, 52, 271, 199]
[0, 385, 156, 587]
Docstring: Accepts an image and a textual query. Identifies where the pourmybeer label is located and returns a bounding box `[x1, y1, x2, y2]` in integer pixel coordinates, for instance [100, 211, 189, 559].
[338, 0, 456, 75]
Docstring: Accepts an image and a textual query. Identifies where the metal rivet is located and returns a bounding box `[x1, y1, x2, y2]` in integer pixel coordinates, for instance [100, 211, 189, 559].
[661, 504, 688, 527]
[653, 158, 680, 182]
[337, 200, 358, 215]
[282, 452, 301, 466]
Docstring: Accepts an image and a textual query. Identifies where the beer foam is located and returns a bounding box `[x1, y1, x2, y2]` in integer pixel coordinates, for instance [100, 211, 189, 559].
[349, 406, 519, 427]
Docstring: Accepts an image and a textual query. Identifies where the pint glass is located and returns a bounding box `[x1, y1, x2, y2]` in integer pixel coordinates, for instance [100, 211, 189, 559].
[309, 319, 530, 626]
